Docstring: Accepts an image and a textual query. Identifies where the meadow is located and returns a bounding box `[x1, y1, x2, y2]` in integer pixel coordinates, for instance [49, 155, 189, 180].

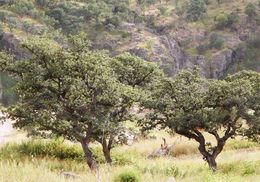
[0, 131, 259, 182]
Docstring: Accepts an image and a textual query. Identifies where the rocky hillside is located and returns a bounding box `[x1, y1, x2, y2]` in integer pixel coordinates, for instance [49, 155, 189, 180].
[0, 0, 259, 82]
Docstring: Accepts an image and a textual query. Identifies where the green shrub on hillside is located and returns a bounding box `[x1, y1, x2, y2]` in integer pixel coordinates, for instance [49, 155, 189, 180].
[245, 3, 257, 18]
[209, 33, 225, 49]
[36, 0, 51, 7]
[215, 13, 229, 29]
[186, 0, 207, 21]
[215, 12, 238, 29]
[11, 0, 36, 16]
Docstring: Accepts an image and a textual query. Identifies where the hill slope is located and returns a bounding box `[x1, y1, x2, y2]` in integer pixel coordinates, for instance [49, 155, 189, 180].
[0, 0, 259, 80]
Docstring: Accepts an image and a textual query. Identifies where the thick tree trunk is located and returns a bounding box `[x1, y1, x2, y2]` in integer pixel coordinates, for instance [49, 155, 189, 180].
[101, 138, 112, 164]
[81, 139, 98, 172]
[205, 155, 217, 171]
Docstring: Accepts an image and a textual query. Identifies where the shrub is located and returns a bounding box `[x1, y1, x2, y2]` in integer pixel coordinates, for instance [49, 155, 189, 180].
[114, 168, 141, 182]
[215, 13, 228, 29]
[209, 33, 225, 49]
[11, 0, 36, 17]
[36, 0, 51, 7]
[215, 12, 238, 29]
[197, 43, 209, 54]
[245, 3, 257, 18]
[121, 32, 132, 38]
[0, 140, 85, 161]
[186, 0, 207, 21]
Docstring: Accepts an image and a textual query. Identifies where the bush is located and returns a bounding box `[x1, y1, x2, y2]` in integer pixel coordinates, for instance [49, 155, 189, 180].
[114, 168, 141, 182]
[215, 12, 238, 29]
[215, 13, 229, 29]
[186, 0, 207, 21]
[11, 0, 36, 17]
[245, 3, 257, 18]
[36, 0, 51, 7]
[209, 33, 225, 49]
[197, 43, 209, 54]
[0, 140, 85, 161]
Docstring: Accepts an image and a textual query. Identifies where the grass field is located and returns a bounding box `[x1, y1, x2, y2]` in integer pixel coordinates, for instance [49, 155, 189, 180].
[0, 131, 260, 182]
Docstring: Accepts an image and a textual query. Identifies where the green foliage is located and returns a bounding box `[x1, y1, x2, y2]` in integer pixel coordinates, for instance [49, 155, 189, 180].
[209, 33, 225, 49]
[35, 0, 51, 7]
[114, 168, 141, 182]
[215, 13, 229, 29]
[45, 0, 133, 34]
[245, 3, 257, 18]
[0, 34, 162, 168]
[0, 140, 85, 161]
[186, 0, 207, 21]
[0, 139, 134, 165]
[215, 12, 239, 30]
[228, 33, 260, 75]
[10, 0, 39, 18]
[0, 72, 17, 106]
[140, 68, 260, 169]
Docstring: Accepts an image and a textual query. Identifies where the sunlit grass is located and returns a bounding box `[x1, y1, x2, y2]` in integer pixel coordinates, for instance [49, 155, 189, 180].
[0, 132, 259, 182]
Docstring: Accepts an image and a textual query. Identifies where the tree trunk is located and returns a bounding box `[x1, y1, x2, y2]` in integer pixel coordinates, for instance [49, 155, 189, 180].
[102, 145, 112, 164]
[205, 155, 217, 171]
[81, 139, 98, 172]
[101, 138, 112, 164]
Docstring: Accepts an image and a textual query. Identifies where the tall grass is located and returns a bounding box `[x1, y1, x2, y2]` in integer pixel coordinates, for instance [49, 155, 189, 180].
[0, 139, 135, 165]
[0, 136, 259, 182]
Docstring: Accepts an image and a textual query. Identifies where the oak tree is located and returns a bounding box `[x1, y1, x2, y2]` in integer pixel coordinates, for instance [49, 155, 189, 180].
[141, 69, 260, 171]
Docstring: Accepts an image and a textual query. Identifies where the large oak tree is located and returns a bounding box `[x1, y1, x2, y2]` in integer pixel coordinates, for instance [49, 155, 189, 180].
[141, 69, 260, 171]
[0, 34, 162, 171]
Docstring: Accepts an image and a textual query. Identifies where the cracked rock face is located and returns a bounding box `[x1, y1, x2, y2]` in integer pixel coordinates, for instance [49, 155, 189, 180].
[209, 49, 236, 78]
[0, 33, 29, 59]
[0, 22, 254, 79]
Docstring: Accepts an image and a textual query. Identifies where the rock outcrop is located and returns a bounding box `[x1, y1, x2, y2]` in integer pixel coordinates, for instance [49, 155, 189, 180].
[0, 33, 28, 59]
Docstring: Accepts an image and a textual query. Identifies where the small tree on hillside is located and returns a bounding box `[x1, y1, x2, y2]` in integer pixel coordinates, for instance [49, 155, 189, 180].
[140, 69, 260, 171]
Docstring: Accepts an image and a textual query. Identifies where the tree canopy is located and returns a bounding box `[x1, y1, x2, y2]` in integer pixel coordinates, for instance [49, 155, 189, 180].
[140, 69, 260, 170]
[0, 34, 162, 170]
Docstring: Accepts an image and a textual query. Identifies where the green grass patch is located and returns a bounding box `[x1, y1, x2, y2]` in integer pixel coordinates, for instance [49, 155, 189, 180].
[0, 139, 136, 165]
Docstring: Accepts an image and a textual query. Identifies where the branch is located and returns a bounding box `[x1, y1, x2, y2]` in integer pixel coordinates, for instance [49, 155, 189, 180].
[208, 130, 220, 141]
[134, 69, 155, 87]
[175, 128, 200, 142]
